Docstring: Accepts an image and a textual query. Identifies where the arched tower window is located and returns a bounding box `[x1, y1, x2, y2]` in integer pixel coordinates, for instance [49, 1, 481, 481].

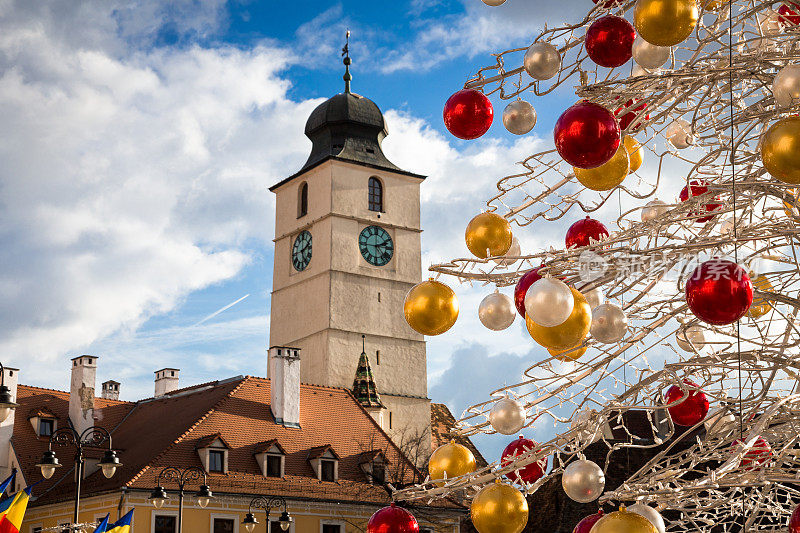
[368, 177, 383, 212]
[298, 182, 308, 218]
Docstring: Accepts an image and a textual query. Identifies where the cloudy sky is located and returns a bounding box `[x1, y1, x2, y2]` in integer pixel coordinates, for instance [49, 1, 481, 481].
[0, 0, 661, 459]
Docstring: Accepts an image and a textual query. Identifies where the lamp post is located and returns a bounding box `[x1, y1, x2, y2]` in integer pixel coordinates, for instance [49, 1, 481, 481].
[0, 362, 18, 423]
[241, 496, 292, 532]
[36, 425, 122, 527]
[148, 466, 213, 533]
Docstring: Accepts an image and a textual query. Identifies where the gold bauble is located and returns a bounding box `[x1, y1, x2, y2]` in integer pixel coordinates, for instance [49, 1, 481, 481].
[428, 441, 476, 484]
[548, 343, 587, 361]
[465, 212, 513, 259]
[526, 288, 592, 350]
[574, 144, 630, 191]
[589, 508, 658, 533]
[762, 117, 800, 185]
[404, 279, 459, 336]
[624, 135, 644, 173]
[703, 0, 726, 10]
[470, 482, 529, 533]
[748, 273, 773, 319]
[634, 0, 699, 46]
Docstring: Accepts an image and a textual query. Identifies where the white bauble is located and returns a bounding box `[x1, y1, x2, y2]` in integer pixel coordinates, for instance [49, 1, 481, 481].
[523, 42, 561, 81]
[675, 324, 705, 352]
[503, 100, 537, 135]
[493, 236, 521, 266]
[561, 459, 605, 503]
[478, 292, 516, 331]
[632, 36, 670, 70]
[590, 303, 628, 344]
[525, 277, 574, 327]
[583, 287, 605, 310]
[489, 397, 527, 434]
[629, 503, 666, 533]
[481, 0, 507, 4]
[641, 199, 668, 222]
[665, 119, 694, 149]
[773, 64, 800, 107]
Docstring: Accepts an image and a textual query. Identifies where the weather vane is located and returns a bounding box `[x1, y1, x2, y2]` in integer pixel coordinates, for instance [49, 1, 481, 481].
[342, 30, 352, 94]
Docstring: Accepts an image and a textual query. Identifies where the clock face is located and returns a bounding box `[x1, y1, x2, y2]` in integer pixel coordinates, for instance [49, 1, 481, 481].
[359, 226, 394, 266]
[292, 230, 312, 271]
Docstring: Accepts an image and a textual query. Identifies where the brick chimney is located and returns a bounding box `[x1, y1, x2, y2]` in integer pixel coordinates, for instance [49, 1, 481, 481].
[69, 356, 97, 435]
[101, 380, 120, 400]
[0, 366, 18, 481]
[154, 368, 179, 397]
[268, 346, 300, 428]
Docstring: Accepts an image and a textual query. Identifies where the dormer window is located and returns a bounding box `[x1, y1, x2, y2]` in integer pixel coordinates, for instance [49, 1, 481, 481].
[196, 433, 230, 474]
[359, 450, 390, 485]
[39, 418, 54, 437]
[254, 440, 286, 478]
[321, 459, 336, 482]
[208, 450, 224, 472]
[308, 445, 339, 482]
[28, 408, 57, 438]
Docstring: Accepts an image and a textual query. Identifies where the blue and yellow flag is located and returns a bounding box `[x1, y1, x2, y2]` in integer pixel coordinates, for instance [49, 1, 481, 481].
[0, 486, 33, 533]
[107, 510, 133, 533]
[92, 514, 109, 533]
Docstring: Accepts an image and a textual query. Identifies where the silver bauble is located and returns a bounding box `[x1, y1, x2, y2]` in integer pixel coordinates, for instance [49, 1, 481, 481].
[629, 503, 666, 533]
[583, 287, 605, 310]
[523, 42, 561, 81]
[493, 236, 521, 266]
[590, 303, 628, 344]
[773, 64, 800, 108]
[489, 397, 527, 434]
[478, 292, 516, 331]
[666, 119, 694, 149]
[675, 324, 705, 352]
[503, 100, 537, 135]
[481, 0, 507, 4]
[561, 459, 605, 503]
[632, 36, 670, 70]
[525, 277, 574, 327]
[641, 199, 668, 222]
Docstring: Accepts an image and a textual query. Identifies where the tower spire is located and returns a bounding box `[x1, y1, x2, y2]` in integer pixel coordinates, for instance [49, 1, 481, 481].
[342, 30, 352, 94]
[352, 334, 383, 408]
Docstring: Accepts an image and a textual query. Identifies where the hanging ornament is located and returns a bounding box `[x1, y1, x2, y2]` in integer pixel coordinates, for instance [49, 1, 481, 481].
[634, 0, 699, 46]
[679, 180, 721, 223]
[566, 217, 610, 249]
[615, 99, 650, 132]
[583, 287, 605, 309]
[590, 508, 658, 533]
[632, 35, 670, 69]
[675, 324, 706, 352]
[443, 89, 493, 140]
[747, 273, 773, 318]
[470, 482, 529, 533]
[548, 343, 587, 361]
[490, 396, 527, 435]
[665, 118, 694, 148]
[479, 292, 517, 331]
[367, 504, 419, 533]
[664, 379, 710, 426]
[403, 279, 460, 335]
[571, 408, 601, 444]
[514, 267, 543, 316]
[641, 199, 668, 222]
[590, 303, 628, 343]
[773, 64, 800, 107]
[585, 16, 636, 68]
[525, 277, 575, 327]
[493, 236, 521, 266]
[501, 436, 547, 484]
[523, 42, 562, 80]
[779, 2, 800, 25]
[628, 504, 666, 533]
[527, 288, 592, 351]
[624, 135, 644, 173]
[574, 143, 630, 191]
[554, 102, 621, 169]
[561, 458, 605, 503]
[733, 436, 773, 469]
[428, 440, 476, 483]
[503, 100, 537, 135]
[465, 212, 513, 259]
[481, 0, 507, 5]
[790, 502, 800, 533]
[573, 511, 604, 533]
[762, 117, 800, 184]
[685, 259, 753, 325]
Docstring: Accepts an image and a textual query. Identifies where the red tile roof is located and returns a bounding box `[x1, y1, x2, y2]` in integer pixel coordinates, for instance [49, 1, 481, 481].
[430, 403, 488, 468]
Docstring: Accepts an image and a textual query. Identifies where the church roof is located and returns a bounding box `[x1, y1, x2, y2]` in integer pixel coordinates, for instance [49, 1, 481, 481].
[352, 339, 383, 409]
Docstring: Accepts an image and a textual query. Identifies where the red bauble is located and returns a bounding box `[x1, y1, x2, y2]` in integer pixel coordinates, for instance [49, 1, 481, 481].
[367, 504, 419, 533]
[790, 502, 800, 533]
[443, 89, 493, 140]
[779, 2, 800, 25]
[565, 217, 609, 249]
[501, 436, 547, 484]
[685, 259, 753, 325]
[554, 102, 620, 169]
[514, 267, 544, 316]
[732, 436, 772, 469]
[573, 511, 604, 533]
[585, 16, 635, 68]
[614, 99, 650, 132]
[664, 379, 710, 426]
[679, 180, 721, 223]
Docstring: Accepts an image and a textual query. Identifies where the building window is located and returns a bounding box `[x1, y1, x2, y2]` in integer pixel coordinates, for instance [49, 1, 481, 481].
[321, 459, 336, 482]
[389, 411, 393, 429]
[298, 182, 308, 218]
[372, 461, 386, 484]
[368, 177, 383, 212]
[209, 450, 225, 472]
[322, 525, 342, 533]
[39, 418, 54, 437]
[376, 350, 380, 365]
[266, 454, 282, 477]
[154, 515, 177, 533]
[213, 518, 235, 533]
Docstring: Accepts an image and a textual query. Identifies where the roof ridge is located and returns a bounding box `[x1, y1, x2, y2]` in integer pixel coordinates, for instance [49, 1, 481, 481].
[18, 384, 132, 405]
[125, 376, 249, 486]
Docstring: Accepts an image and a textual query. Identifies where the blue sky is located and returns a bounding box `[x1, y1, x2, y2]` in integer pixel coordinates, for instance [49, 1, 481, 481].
[0, 0, 614, 460]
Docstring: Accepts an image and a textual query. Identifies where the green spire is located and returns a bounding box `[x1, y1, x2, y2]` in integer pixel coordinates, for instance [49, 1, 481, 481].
[352, 335, 383, 408]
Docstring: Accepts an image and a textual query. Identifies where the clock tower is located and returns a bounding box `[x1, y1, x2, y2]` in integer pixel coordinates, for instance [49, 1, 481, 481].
[268, 59, 430, 454]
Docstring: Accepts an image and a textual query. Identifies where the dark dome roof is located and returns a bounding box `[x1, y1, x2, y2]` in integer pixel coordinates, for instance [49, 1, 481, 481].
[305, 92, 387, 136]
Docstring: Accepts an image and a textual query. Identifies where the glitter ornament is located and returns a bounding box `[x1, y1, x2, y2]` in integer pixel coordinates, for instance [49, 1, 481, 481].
[574, 143, 630, 191]
[628, 504, 666, 533]
[514, 267, 543, 316]
[762, 117, 800, 184]
[479, 292, 516, 331]
[503, 99, 537, 135]
[634, 0, 700, 46]
[590, 508, 658, 533]
[524, 42, 562, 80]
[527, 288, 592, 351]
[615, 99, 650, 132]
[590, 303, 628, 344]
[632, 35, 670, 69]
[641, 199, 668, 222]
[525, 277, 575, 327]
[675, 324, 706, 351]
[573, 511, 604, 533]
[489, 397, 527, 434]
[428, 441, 476, 483]
[733, 436, 773, 469]
[465, 212, 513, 259]
[471, 482, 528, 533]
[562, 459, 605, 503]
[773, 64, 800, 107]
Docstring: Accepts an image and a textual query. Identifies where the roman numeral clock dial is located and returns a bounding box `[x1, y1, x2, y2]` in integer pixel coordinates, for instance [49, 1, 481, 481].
[292, 230, 312, 271]
[359, 225, 393, 266]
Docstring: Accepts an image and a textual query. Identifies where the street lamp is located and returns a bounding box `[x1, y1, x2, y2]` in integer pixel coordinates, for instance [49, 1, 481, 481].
[148, 466, 213, 533]
[36, 426, 121, 526]
[0, 363, 18, 423]
[242, 496, 292, 532]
